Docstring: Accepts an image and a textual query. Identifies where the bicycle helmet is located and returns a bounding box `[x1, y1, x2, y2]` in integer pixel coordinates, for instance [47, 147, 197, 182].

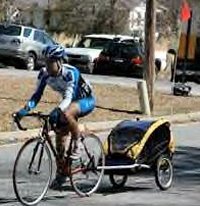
[42, 45, 65, 60]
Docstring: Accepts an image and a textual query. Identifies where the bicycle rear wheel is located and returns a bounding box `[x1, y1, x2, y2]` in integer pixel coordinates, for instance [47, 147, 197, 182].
[13, 137, 52, 206]
[70, 134, 105, 196]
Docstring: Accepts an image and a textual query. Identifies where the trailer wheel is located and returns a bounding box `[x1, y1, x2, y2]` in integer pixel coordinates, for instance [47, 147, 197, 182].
[155, 155, 173, 190]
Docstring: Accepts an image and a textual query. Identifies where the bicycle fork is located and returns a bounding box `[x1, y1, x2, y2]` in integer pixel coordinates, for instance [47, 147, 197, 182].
[28, 139, 45, 175]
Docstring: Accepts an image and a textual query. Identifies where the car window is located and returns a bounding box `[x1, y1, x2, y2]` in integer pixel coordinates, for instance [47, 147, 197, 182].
[23, 28, 32, 37]
[104, 43, 141, 58]
[76, 37, 112, 49]
[107, 43, 120, 57]
[33, 30, 44, 43]
[120, 44, 140, 58]
[0, 25, 21, 36]
[43, 33, 55, 45]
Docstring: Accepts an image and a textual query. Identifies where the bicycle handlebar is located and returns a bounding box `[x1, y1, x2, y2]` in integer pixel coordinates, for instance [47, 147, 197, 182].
[12, 112, 49, 131]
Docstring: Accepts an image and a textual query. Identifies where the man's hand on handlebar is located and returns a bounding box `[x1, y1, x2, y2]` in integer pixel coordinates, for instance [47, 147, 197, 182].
[15, 107, 29, 120]
[12, 112, 27, 131]
[12, 111, 50, 131]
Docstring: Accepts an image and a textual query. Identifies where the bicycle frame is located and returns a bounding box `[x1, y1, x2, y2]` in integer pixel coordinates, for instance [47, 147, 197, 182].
[13, 112, 74, 174]
[13, 112, 105, 200]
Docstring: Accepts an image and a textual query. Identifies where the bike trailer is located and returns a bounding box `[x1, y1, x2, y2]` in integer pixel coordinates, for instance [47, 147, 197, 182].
[103, 118, 175, 165]
[102, 118, 175, 190]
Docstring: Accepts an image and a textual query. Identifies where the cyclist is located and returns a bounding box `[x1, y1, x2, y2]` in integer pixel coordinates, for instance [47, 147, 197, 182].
[15, 44, 96, 189]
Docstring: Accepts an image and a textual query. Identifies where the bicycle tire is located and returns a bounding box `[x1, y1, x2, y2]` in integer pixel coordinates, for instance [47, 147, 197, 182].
[155, 154, 173, 190]
[13, 137, 52, 206]
[70, 134, 105, 196]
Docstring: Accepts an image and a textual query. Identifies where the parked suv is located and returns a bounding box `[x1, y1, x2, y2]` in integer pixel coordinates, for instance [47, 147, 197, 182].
[65, 34, 136, 74]
[94, 41, 161, 78]
[0, 23, 56, 70]
[93, 41, 144, 77]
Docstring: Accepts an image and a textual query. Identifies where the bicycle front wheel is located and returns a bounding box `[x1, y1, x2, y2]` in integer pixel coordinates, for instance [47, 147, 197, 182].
[13, 137, 52, 206]
[70, 134, 105, 196]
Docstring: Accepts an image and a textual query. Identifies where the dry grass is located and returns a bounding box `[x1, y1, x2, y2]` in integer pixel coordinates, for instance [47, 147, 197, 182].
[1, 75, 200, 132]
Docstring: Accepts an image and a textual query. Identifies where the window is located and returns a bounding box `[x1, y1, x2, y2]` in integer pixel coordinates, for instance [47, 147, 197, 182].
[77, 38, 91, 48]
[104, 42, 141, 58]
[106, 43, 120, 57]
[120, 44, 139, 58]
[23, 28, 32, 37]
[76, 37, 112, 49]
[43, 34, 55, 45]
[33, 30, 44, 43]
[0, 25, 22, 36]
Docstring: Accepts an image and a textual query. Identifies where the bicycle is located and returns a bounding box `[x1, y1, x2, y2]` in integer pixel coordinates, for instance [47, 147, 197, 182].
[12, 112, 105, 206]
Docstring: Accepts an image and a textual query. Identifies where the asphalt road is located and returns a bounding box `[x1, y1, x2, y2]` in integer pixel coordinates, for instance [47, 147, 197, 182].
[0, 123, 200, 206]
[1, 67, 200, 96]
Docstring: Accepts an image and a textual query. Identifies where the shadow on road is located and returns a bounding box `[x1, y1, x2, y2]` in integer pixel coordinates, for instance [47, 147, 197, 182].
[96, 146, 200, 196]
[97, 185, 152, 196]
[1, 146, 200, 204]
[0, 197, 18, 204]
[174, 146, 200, 185]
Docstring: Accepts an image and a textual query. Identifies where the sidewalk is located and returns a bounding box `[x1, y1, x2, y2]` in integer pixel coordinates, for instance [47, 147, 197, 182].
[1, 111, 200, 145]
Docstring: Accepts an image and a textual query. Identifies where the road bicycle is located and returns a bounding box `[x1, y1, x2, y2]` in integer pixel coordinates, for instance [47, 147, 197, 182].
[12, 112, 105, 206]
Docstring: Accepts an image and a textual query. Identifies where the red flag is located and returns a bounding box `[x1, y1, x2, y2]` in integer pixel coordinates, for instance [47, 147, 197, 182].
[180, 0, 191, 22]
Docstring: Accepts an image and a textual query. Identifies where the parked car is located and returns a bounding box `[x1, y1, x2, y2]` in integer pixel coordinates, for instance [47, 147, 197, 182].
[0, 23, 56, 70]
[93, 41, 161, 78]
[65, 34, 136, 74]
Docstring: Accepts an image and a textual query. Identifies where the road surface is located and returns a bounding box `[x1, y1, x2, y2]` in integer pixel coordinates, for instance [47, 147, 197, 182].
[0, 122, 200, 206]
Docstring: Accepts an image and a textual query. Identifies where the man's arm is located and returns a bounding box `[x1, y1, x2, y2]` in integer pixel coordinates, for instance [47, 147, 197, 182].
[58, 71, 75, 111]
[25, 69, 47, 111]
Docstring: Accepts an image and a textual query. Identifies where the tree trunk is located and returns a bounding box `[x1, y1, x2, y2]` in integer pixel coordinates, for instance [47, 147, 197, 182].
[110, 0, 117, 33]
[144, 0, 156, 112]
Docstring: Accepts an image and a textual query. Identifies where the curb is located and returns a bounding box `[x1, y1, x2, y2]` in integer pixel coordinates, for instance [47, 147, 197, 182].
[1, 112, 200, 145]
[86, 111, 200, 132]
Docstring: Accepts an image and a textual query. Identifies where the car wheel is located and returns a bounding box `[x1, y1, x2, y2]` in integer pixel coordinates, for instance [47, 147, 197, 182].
[26, 52, 36, 71]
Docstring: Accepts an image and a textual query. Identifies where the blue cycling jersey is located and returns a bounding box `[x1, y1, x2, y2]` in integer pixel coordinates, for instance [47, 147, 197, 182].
[26, 64, 93, 112]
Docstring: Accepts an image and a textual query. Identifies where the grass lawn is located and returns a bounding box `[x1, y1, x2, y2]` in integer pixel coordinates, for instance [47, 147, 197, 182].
[1, 75, 200, 131]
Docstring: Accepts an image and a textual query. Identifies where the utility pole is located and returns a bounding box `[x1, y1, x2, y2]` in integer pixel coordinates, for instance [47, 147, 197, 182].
[144, 0, 156, 112]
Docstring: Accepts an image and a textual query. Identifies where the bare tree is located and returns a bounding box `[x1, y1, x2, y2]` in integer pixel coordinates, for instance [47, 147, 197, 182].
[0, 0, 7, 21]
[48, 0, 130, 34]
[0, 0, 21, 23]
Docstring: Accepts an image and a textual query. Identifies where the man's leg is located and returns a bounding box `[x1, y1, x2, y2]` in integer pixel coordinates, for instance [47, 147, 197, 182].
[63, 102, 81, 157]
[64, 97, 95, 158]
[55, 132, 67, 173]
[50, 126, 69, 189]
